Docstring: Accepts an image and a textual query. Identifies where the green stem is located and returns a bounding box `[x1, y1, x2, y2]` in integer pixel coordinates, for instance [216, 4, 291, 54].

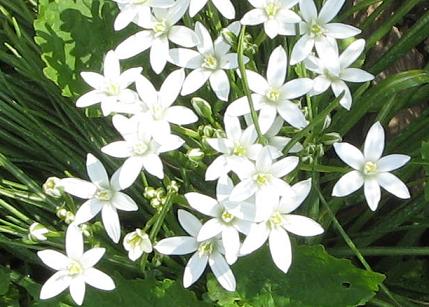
[330, 247, 429, 257]
[317, 189, 400, 307]
[237, 26, 267, 144]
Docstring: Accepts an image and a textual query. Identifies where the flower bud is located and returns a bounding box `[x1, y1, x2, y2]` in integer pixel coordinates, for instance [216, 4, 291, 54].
[143, 187, 157, 200]
[187, 148, 205, 163]
[221, 28, 238, 48]
[167, 180, 180, 194]
[65, 211, 75, 224]
[43, 177, 63, 198]
[123, 229, 153, 261]
[321, 132, 342, 146]
[191, 97, 214, 123]
[28, 222, 49, 241]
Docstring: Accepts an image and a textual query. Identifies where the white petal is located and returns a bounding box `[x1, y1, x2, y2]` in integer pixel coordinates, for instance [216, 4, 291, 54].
[267, 46, 287, 87]
[209, 252, 236, 291]
[312, 75, 331, 94]
[115, 31, 153, 59]
[103, 51, 120, 79]
[364, 178, 381, 211]
[331, 80, 352, 110]
[84, 268, 115, 290]
[210, 70, 230, 101]
[271, 156, 299, 178]
[76, 91, 104, 108]
[195, 21, 213, 54]
[40, 271, 71, 300]
[37, 250, 69, 271]
[264, 19, 279, 39]
[206, 155, 230, 181]
[101, 141, 132, 158]
[66, 224, 83, 259]
[269, 228, 292, 273]
[341, 68, 374, 83]
[325, 23, 361, 39]
[150, 38, 169, 74]
[332, 170, 364, 197]
[280, 178, 312, 213]
[102, 205, 121, 243]
[183, 252, 208, 287]
[277, 101, 308, 129]
[255, 147, 273, 172]
[212, 0, 235, 19]
[74, 199, 103, 225]
[220, 53, 239, 70]
[225, 96, 252, 117]
[318, 0, 345, 23]
[377, 172, 410, 199]
[377, 154, 410, 172]
[178, 209, 202, 237]
[333, 142, 365, 169]
[241, 9, 266, 26]
[364, 122, 385, 161]
[224, 115, 242, 142]
[246, 70, 269, 95]
[181, 68, 211, 96]
[158, 134, 184, 152]
[114, 7, 137, 31]
[299, 0, 317, 22]
[81, 248, 105, 269]
[61, 178, 96, 199]
[169, 26, 199, 48]
[258, 105, 277, 134]
[119, 156, 144, 188]
[142, 154, 164, 179]
[69, 278, 86, 306]
[166, 106, 198, 125]
[110, 192, 138, 211]
[216, 176, 235, 202]
[282, 214, 324, 236]
[197, 218, 223, 241]
[280, 78, 313, 99]
[290, 35, 314, 65]
[340, 39, 366, 68]
[86, 154, 109, 187]
[119, 67, 143, 88]
[155, 236, 198, 255]
[189, 0, 208, 17]
[81, 72, 104, 89]
[222, 227, 240, 265]
[229, 179, 258, 202]
[160, 69, 185, 107]
[240, 223, 269, 255]
[169, 48, 202, 69]
[185, 193, 220, 217]
[136, 75, 158, 107]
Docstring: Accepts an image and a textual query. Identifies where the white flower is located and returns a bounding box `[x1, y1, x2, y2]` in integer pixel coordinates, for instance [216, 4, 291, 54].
[38, 225, 115, 305]
[43, 177, 63, 198]
[169, 22, 242, 101]
[29, 222, 49, 241]
[155, 210, 236, 291]
[205, 116, 262, 181]
[265, 116, 304, 156]
[185, 176, 252, 264]
[76, 50, 141, 116]
[61, 154, 138, 243]
[101, 115, 184, 188]
[115, 0, 198, 74]
[229, 148, 299, 213]
[290, 0, 361, 64]
[226, 46, 313, 133]
[332, 122, 411, 211]
[133, 69, 198, 142]
[304, 39, 374, 110]
[189, 0, 235, 19]
[123, 229, 153, 261]
[240, 179, 324, 273]
[241, 0, 301, 39]
[113, 0, 176, 31]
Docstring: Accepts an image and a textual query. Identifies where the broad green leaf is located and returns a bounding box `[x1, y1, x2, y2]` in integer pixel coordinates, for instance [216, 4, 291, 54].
[208, 245, 385, 307]
[0, 265, 10, 295]
[34, 0, 119, 97]
[421, 141, 429, 201]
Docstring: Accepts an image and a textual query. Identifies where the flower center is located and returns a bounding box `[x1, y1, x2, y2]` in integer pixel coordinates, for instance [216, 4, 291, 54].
[95, 189, 113, 201]
[254, 173, 270, 186]
[151, 105, 165, 121]
[310, 22, 324, 37]
[105, 82, 120, 96]
[67, 260, 83, 277]
[269, 211, 284, 229]
[202, 54, 218, 70]
[323, 68, 339, 82]
[198, 241, 214, 256]
[266, 88, 281, 103]
[221, 210, 235, 223]
[133, 142, 149, 156]
[153, 19, 168, 36]
[233, 144, 247, 157]
[265, 2, 280, 19]
[363, 161, 378, 176]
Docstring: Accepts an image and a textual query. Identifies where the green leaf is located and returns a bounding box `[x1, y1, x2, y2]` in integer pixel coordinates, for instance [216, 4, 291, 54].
[34, 0, 119, 97]
[208, 245, 385, 307]
[0, 266, 10, 295]
[421, 141, 429, 201]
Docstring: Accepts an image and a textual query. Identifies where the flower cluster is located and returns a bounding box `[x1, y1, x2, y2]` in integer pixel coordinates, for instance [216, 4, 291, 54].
[36, 0, 411, 303]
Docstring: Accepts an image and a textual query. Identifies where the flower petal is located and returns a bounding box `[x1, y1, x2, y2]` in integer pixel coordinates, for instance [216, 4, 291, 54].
[178, 209, 202, 237]
[61, 178, 96, 199]
[271, 156, 299, 178]
[183, 252, 208, 287]
[69, 278, 86, 306]
[240, 222, 269, 255]
[280, 178, 312, 213]
[290, 34, 314, 65]
[37, 250, 69, 271]
[341, 68, 374, 83]
[377, 154, 410, 172]
[325, 23, 361, 39]
[212, 0, 235, 19]
[209, 70, 230, 101]
[269, 227, 292, 273]
[40, 271, 71, 300]
[197, 218, 223, 241]
[364, 122, 385, 161]
[222, 227, 240, 265]
[277, 101, 308, 129]
[185, 193, 220, 217]
[181, 68, 211, 96]
[364, 178, 381, 211]
[318, 0, 345, 23]
[84, 268, 115, 291]
[86, 154, 109, 188]
[267, 46, 287, 87]
[299, 0, 317, 22]
[377, 172, 410, 199]
[110, 192, 138, 211]
[155, 236, 198, 255]
[339, 39, 365, 68]
[282, 214, 324, 236]
[241, 9, 266, 26]
[142, 154, 164, 179]
[246, 70, 269, 95]
[66, 224, 83, 259]
[209, 252, 236, 291]
[280, 78, 313, 99]
[81, 248, 105, 269]
[165, 106, 198, 125]
[115, 31, 153, 59]
[258, 105, 277, 134]
[333, 142, 365, 169]
[169, 48, 202, 69]
[74, 199, 103, 225]
[229, 179, 258, 202]
[169, 25, 199, 48]
[206, 155, 230, 181]
[195, 21, 213, 54]
[332, 170, 364, 197]
[101, 205, 121, 243]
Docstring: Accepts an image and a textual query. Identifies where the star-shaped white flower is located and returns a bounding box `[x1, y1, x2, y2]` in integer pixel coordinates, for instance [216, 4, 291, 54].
[332, 122, 411, 211]
[229, 147, 299, 211]
[205, 115, 262, 181]
[133, 69, 198, 142]
[115, 0, 198, 74]
[169, 22, 241, 101]
[155, 210, 236, 291]
[113, 0, 176, 31]
[189, 0, 235, 19]
[76, 51, 141, 116]
[101, 115, 184, 188]
[241, 0, 301, 39]
[240, 179, 324, 273]
[185, 176, 252, 264]
[226, 46, 313, 133]
[290, 0, 361, 64]
[38, 225, 115, 305]
[304, 39, 374, 110]
[123, 229, 153, 261]
[61, 154, 138, 243]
